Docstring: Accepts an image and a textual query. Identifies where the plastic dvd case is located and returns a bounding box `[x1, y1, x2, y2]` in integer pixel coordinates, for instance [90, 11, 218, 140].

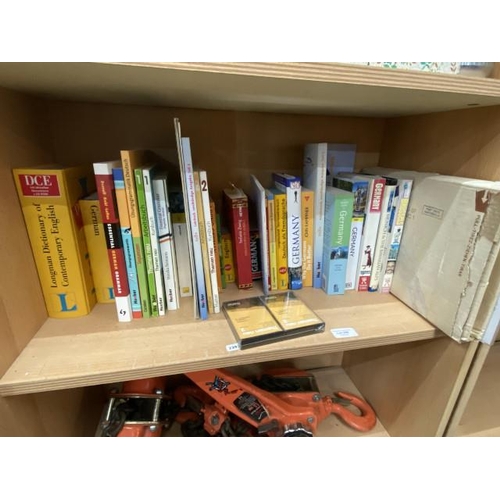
[222, 292, 325, 349]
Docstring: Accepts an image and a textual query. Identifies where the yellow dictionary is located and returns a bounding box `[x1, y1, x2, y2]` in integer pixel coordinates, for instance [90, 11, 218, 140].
[13, 165, 97, 318]
[221, 229, 235, 283]
[79, 194, 115, 304]
[301, 188, 314, 287]
[272, 188, 288, 290]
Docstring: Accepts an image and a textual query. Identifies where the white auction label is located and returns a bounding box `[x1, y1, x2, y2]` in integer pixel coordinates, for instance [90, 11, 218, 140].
[226, 343, 240, 352]
[331, 328, 359, 339]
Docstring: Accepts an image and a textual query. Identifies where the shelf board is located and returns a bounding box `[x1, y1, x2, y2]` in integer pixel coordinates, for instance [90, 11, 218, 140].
[163, 366, 390, 437]
[0, 287, 441, 397]
[0, 62, 499, 117]
[453, 344, 500, 437]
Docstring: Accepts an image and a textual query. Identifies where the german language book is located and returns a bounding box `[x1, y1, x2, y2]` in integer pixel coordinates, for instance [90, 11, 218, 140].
[113, 166, 142, 318]
[249, 174, 269, 293]
[93, 160, 133, 322]
[195, 170, 219, 314]
[210, 198, 223, 292]
[222, 292, 325, 349]
[265, 189, 278, 291]
[303, 144, 327, 288]
[301, 188, 314, 287]
[120, 149, 151, 318]
[273, 172, 302, 290]
[176, 127, 208, 320]
[171, 211, 193, 298]
[379, 178, 413, 293]
[321, 187, 354, 295]
[339, 173, 386, 291]
[332, 176, 369, 290]
[79, 193, 115, 304]
[223, 185, 252, 290]
[153, 173, 180, 310]
[143, 166, 166, 316]
[135, 166, 159, 317]
[13, 165, 97, 318]
[270, 188, 288, 290]
[368, 177, 399, 292]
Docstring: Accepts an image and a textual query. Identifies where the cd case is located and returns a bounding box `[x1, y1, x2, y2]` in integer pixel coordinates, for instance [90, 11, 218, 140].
[222, 292, 325, 349]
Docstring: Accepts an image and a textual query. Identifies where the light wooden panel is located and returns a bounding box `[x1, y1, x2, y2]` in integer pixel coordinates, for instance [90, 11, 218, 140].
[379, 105, 500, 181]
[343, 337, 476, 436]
[0, 62, 500, 117]
[447, 343, 500, 436]
[47, 100, 384, 204]
[0, 87, 52, 436]
[0, 287, 440, 396]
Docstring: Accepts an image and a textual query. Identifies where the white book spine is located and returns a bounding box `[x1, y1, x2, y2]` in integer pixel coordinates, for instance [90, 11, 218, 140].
[345, 215, 364, 290]
[199, 170, 220, 313]
[181, 137, 209, 319]
[153, 177, 180, 310]
[380, 179, 413, 293]
[172, 220, 193, 297]
[369, 183, 398, 292]
[143, 168, 166, 316]
[303, 143, 327, 288]
[356, 177, 386, 291]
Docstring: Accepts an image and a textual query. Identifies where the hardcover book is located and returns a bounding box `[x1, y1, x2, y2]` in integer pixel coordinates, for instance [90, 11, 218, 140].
[321, 187, 354, 295]
[13, 165, 97, 318]
[222, 291, 325, 349]
[273, 172, 302, 290]
[93, 160, 133, 322]
[223, 185, 253, 290]
[80, 194, 115, 304]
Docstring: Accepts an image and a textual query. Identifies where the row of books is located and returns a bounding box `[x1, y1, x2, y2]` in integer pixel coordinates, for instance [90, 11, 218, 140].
[12, 122, 413, 323]
[303, 143, 413, 295]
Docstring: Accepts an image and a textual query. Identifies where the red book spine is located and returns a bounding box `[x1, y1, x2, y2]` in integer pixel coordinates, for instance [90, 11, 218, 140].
[94, 162, 133, 322]
[226, 194, 253, 289]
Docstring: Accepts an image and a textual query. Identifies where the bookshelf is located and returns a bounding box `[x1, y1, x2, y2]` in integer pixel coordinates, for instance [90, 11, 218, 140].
[1, 62, 499, 437]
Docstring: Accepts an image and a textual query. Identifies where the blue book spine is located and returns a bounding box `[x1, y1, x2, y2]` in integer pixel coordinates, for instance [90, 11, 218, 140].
[321, 187, 354, 295]
[181, 137, 209, 320]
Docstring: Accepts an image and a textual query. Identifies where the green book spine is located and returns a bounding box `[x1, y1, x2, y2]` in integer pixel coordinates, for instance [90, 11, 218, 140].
[135, 168, 159, 316]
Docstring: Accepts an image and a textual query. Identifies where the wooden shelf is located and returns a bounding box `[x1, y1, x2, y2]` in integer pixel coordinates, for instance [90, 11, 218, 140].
[162, 366, 390, 437]
[0, 62, 499, 117]
[452, 344, 500, 437]
[0, 287, 440, 397]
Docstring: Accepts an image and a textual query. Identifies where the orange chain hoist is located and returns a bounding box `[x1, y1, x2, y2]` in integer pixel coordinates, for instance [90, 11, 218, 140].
[174, 367, 377, 437]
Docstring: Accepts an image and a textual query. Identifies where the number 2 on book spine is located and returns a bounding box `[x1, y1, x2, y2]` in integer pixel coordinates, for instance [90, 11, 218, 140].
[201, 180, 208, 191]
